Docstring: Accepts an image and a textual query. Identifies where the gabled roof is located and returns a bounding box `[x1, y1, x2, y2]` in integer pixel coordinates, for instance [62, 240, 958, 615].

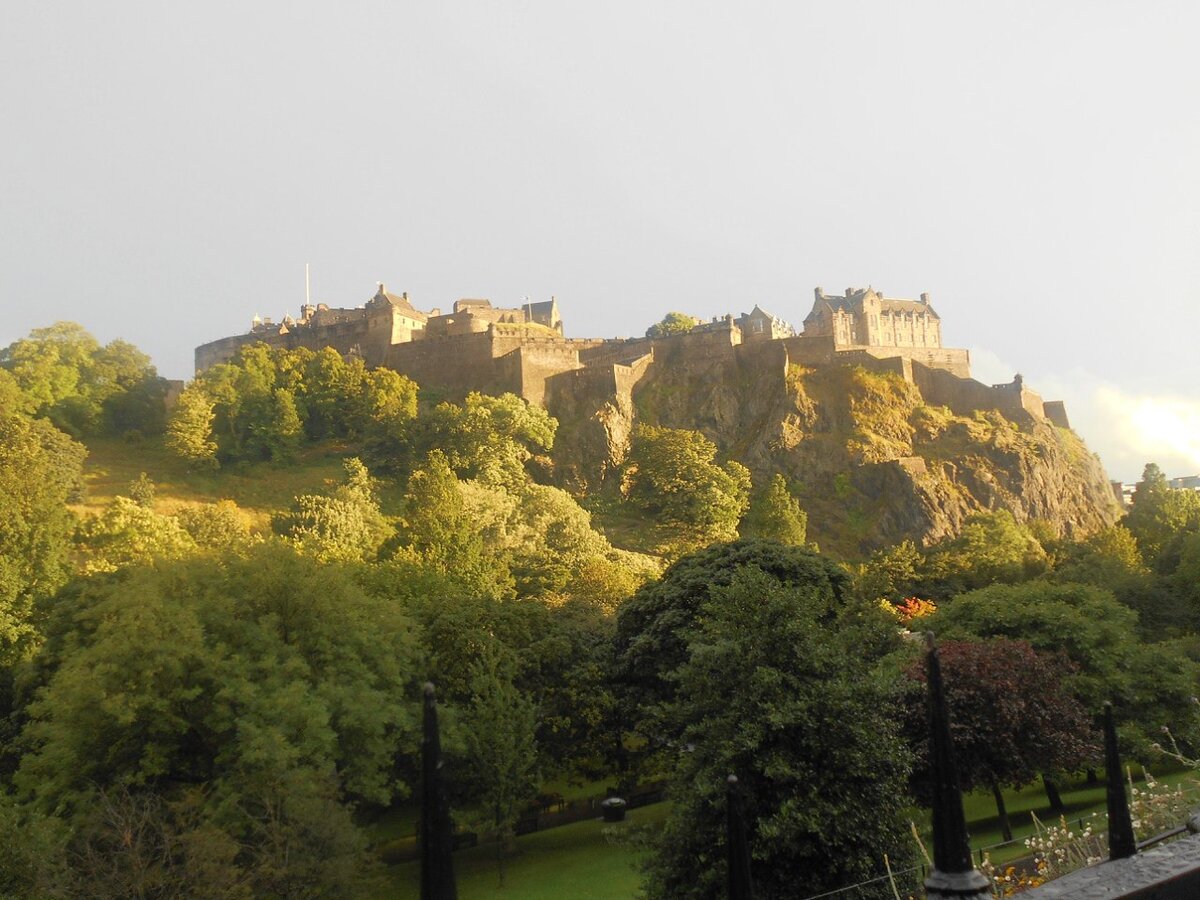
[373, 287, 428, 321]
[806, 287, 940, 321]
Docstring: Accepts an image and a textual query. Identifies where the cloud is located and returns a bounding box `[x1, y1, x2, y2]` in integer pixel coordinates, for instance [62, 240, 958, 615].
[1090, 386, 1200, 481]
[970, 348, 1200, 483]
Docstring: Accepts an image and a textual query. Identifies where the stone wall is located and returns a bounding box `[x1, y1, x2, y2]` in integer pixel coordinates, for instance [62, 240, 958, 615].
[1044, 400, 1071, 429]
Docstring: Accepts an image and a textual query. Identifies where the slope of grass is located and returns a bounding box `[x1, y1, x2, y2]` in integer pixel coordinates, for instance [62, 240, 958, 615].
[74, 435, 384, 528]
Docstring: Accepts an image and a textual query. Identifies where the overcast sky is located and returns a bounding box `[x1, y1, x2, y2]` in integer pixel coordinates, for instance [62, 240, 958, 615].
[2, 1, 1197, 481]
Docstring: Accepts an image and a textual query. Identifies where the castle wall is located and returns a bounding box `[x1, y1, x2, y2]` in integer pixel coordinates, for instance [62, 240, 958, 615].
[912, 362, 1060, 426]
[781, 334, 838, 366]
[836, 351, 914, 381]
[853, 346, 970, 378]
[384, 331, 502, 399]
[1044, 401, 1071, 429]
[734, 337, 790, 379]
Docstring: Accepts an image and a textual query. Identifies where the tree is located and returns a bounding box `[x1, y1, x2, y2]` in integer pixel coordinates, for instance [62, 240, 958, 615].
[739, 474, 807, 545]
[614, 539, 858, 761]
[264, 388, 302, 461]
[901, 639, 1096, 841]
[0, 323, 161, 437]
[12, 544, 418, 893]
[1051, 525, 1148, 587]
[460, 646, 539, 886]
[642, 568, 912, 899]
[362, 368, 419, 469]
[175, 500, 256, 553]
[274, 458, 393, 562]
[166, 385, 218, 469]
[853, 539, 925, 604]
[127, 473, 155, 508]
[394, 451, 514, 599]
[926, 581, 1199, 747]
[75, 496, 197, 575]
[622, 425, 751, 554]
[415, 392, 557, 490]
[1125, 462, 1200, 569]
[644, 312, 699, 339]
[0, 415, 86, 663]
[922, 510, 1048, 598]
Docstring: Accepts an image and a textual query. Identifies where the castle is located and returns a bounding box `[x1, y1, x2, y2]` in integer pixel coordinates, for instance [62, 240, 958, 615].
[194, 283, 1070, 429]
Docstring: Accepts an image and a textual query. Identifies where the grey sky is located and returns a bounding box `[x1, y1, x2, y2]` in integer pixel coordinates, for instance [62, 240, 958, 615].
[2, 2, 1197, 481]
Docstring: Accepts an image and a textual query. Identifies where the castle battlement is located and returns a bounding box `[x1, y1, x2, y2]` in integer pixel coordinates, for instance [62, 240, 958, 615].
[193, 281, 1069, 432]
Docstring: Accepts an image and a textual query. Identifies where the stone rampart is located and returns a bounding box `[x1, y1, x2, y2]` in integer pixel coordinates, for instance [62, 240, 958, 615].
[912, 363, 1065, 426]
[855, 346, 971, 378]
[781, 334, 839, 366]
[836, 350, 913, 382]
[1043, 400, 1071, 429]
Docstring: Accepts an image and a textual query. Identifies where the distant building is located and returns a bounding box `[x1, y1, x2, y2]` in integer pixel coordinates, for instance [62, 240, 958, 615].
[803, 286, 942, 350]
[193, 279, 1071, 431]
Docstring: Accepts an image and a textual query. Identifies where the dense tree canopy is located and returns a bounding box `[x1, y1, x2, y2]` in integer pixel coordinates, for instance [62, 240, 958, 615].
[622, 425, 751, 555]
[926, 581, 1198, 746]
[0, 415, 86, 664]
[0, 322, 166, 437]
[12, 544, 421, 894]
[642, 567, 911, 900]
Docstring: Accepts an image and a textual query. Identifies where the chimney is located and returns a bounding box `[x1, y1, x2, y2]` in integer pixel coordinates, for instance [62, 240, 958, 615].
[921, 292, 931, 304]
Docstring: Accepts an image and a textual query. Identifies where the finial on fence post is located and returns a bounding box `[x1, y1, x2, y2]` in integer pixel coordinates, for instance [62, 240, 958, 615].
[1104, 702, 1136, 861]
[421, 682, 458, 900]
[922, 633, 990, 900]
[726, 775, 754, 900]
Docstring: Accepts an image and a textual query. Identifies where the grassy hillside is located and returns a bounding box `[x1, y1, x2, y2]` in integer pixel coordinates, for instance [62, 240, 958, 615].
[74, 435, 367, 529]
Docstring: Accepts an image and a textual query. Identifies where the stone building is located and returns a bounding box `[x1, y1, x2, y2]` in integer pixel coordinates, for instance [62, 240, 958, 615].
[803, 287, 942, 350]
[194, 280, 1069, 434]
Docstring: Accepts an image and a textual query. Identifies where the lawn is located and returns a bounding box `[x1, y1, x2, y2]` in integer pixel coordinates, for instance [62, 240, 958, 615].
[376, 766, 1200, 899]
[382, 803, 670, 899]
[74, 434, 392, 528]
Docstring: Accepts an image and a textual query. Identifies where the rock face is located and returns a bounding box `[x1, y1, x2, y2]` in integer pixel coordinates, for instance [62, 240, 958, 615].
[549, 343, 1121, 557]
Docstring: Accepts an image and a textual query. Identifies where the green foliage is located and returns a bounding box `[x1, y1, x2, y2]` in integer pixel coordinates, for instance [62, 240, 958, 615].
[644, 311, 699, 339]
[275, 458, 393, 562]
[265, 387, 303, 461]
[361, 367, 420, 467]
[0, 791, 72, 896]
[739, 474, 807, 545]
[127, 472, 156, 508]
[1051, 524, 1148, 587]
[171, 344, 419, 467]
[622, 425, 751, 555]
[11, 544, 419, 892]
[922, 510, 1048, 598]
[395, 451, 515, 600]
[0, 322, 164, 437]
[461, 646, 539, 881]
[853, 539, 925, 604]
[0, 415, 86, 663]
[165, 384, 218, 469]
[642, 569, 911, 900]
[926, 581, 1199, 747]
[416, 392, 557, 490]
[1125, 462, 1200, 569]
[75, 496, 197, 575]
[175, 501, 256, 553]
[614, 539, 855, 743]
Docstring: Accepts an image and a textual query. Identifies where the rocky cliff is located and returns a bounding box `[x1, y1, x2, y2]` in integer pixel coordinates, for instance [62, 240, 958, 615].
[549, 343, 1121, 558]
